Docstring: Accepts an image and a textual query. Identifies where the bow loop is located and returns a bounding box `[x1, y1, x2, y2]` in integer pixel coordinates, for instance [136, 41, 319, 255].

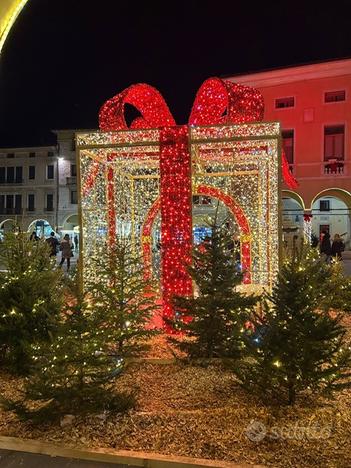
[99, 83, 175, 130]
[189, 77, 264, 125]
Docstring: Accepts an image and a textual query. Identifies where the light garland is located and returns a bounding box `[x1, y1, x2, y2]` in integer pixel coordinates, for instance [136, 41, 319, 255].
[303, 214, 313, 244]
[77, 78, 282, 326]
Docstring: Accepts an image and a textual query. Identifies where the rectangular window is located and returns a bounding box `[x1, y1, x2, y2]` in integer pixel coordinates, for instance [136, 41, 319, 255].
[325, 90, 345, 103]
[324, 125, 344, 161]
[0, 194, 4, 214]
[275, 97, 294, 109]
[70, 190, 78, 205]
[29, 152, 35, 158]
[0, 167, 5, 183]
[15, 166, 22, 183]
[6, 194, 14, 213]
[6, 166, 14, 183]
[319, 200, 330, 211]
[47, 151, 54, 157]
[282, 129, 294, 164]
[29, 165, 35, 180]
[46, 193, 54, 211]
[47, 164, 54, 179]
[15, 194, 22, 214]
[28, 194, 35, 211]
[70, 164, 77, 177]
[6, 153, 14, 158]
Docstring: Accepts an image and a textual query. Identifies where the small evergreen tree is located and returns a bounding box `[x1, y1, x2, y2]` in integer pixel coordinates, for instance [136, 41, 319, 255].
[235, 245, 351, 405]
[1, 277, 133, 422]
[169, 215, 259, 359]
[88, 239, 159, 357]
[0, 232, 63, 374]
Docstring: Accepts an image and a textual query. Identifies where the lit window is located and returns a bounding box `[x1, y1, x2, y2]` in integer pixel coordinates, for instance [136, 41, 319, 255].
[275, 97, 294, 109]
[319, 200, 330, 211]
[325, 90, 345, 103]
[324, 125, 344, 161]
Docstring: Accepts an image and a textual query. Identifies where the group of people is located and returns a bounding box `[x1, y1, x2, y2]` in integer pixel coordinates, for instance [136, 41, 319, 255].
[320, 231, 345, 262]
[30, 230, 79, 271]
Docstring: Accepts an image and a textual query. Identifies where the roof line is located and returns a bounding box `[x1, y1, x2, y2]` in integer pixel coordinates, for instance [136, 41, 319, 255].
[221, 56, 351, 80]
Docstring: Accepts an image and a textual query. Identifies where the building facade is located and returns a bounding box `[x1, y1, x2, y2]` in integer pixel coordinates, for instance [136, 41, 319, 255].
[228, 58, 351, 249]
[0, 130, 79, 239]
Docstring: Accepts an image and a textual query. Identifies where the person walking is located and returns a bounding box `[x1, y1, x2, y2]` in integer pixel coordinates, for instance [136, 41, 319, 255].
[74, 234, 79, 251]
[331, 233, 345, 260]
[46, 231, 59, 257]
[320, 231, 332, 263]
[59, 234, 73, 271]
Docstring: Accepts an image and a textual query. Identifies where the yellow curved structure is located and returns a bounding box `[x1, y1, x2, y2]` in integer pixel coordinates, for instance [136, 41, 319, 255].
[0, 0, 29, 55]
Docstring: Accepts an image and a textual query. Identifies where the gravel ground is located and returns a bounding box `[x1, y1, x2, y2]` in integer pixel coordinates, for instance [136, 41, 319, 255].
[0, 352, 350, 468]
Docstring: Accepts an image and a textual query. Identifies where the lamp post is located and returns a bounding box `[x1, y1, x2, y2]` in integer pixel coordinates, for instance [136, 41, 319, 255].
[55, 156, 64, 233]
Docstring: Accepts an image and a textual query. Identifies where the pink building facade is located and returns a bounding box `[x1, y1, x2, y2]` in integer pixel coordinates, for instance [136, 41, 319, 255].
[228, 58, 351, 248]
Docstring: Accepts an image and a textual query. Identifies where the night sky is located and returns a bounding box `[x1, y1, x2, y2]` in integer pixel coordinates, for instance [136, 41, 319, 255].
[1, 0, 351, 147]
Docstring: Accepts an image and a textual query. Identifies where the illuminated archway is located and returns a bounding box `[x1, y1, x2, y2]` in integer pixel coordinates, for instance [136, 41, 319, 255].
[141, 186, 252, 285]
[310, 188, 351, 246]
[0, 0, 29, 56]
[62, 214, 79, 230]
[0, 218, 16, 232]
[27, 218, 54, 238]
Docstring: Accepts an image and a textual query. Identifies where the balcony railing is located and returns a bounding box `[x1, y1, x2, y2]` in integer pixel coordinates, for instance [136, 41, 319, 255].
[0, 179, 24, 184]
[324, 159, 344, 175]
[0, 208, 23, 214]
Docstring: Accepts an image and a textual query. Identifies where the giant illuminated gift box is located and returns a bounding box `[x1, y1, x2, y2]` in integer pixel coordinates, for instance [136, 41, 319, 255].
[76, 78, 294, 323]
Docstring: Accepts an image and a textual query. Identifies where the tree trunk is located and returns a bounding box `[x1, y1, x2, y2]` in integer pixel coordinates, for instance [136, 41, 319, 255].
[288, 383, 296, 405]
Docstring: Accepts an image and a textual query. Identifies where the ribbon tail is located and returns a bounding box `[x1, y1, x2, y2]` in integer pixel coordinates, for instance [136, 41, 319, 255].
[282, 150, 298, 189]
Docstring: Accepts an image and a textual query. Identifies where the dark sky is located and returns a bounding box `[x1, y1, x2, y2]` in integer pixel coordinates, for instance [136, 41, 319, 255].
[0, 0, 351, 147]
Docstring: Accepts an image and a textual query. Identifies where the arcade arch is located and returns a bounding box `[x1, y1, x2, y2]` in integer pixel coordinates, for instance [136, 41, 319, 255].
[0, 218, 16, 239]
[282, 190, 304, 250]
[27, 219, 55, 238]
[310, 189, 351, 249]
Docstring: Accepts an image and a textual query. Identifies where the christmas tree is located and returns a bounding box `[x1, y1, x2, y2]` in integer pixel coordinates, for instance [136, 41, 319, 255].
[169, 213, 259, 359]
[1, 277, 133, 422]
[88, 238, 159, 357]
[0, 232, 63, 374]
[235, 244, 351, 405]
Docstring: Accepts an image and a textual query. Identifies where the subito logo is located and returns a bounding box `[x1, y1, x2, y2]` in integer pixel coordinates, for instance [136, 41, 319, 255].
[245, 420, 267, 442]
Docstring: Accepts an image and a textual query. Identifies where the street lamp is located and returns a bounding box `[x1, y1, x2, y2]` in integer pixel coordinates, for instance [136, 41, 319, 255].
[55, 156, 64, 232]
